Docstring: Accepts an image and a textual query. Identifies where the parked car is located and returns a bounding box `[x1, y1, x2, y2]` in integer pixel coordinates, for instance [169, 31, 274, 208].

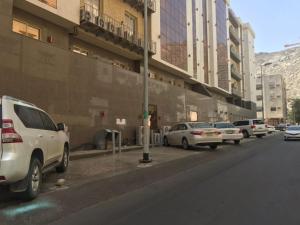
[233, 119, 268, 138]
[284, 126, 300, 141]
[267, 125, 276, 133]
[275, 123, 288, 131]
[163, 122, 222, 150]
[0, 96, 70, 200]
[213, 122, 243, 144]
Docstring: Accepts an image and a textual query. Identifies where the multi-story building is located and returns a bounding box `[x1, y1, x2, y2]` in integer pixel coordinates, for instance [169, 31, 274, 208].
[0, 0, 256, 148]
[256, 74, 288, 125]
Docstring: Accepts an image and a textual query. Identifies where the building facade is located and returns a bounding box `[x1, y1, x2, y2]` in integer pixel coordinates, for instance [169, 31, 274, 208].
[0, 0, 256, 148]
[256, 74, 288, 125]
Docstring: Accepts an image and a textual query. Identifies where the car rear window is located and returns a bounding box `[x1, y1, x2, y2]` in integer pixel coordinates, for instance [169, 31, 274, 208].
[253, 120, 264, 125]
[189, 123, 212, 129]
[215, 123, 235, 128]
[287, 126, 300, 131]
[14, 105, 44, 129]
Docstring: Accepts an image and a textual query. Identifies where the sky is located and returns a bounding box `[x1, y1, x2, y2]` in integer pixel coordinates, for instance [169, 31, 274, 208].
[230, 0, 300, 53]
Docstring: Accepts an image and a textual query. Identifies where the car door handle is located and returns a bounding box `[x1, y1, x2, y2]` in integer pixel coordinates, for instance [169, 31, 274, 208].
[38, 135, 43, 138]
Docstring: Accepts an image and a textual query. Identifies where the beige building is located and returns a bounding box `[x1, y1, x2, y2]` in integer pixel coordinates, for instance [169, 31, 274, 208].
[0, 0, 257, 148]
[256, 74, 288, 125]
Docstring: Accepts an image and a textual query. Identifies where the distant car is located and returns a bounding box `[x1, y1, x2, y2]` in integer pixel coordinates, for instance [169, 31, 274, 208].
[163, 122, 222, 150]
[213, 122, 243, 145]
[267, 125, 276, 133]
[284, 126, 300, 141]
[275, 123, 287, 131]
[233, 119, 268, 138]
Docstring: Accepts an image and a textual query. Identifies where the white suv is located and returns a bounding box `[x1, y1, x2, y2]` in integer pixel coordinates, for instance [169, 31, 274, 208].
[233, 119, 268, 138]
[0, 96, 70, 199]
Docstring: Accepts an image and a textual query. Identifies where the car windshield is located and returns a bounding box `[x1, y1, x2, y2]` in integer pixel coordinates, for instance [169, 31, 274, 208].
[287, 126, 300, 131]
[188, 123, 212, 129]
[215, 123, 235, 128]
[253, 120, 264, 125]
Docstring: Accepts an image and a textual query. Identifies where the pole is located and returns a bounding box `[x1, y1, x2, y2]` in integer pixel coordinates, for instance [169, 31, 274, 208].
[141, 0, 151, 163]
[260, 65, 264, 121]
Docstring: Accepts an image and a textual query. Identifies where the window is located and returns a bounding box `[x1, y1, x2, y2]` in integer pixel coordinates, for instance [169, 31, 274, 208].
[215, 123, 235, 129]
[178, 124, 188, 130]
[14, 105, 44, 129]
[270, 107, 277, 112]
[190, 111, 198, 122]
[233, 121, 249, 126]
[72, 46, 88, 56]
[39, 0, 57, 8]
[125, 12, 137, 36]
[39, 111, 57, 131]
[12, 19, 40, 40]
[256, 95, 262, 101]
[253, 120, 264, 125]
[256, 84, 262, 90]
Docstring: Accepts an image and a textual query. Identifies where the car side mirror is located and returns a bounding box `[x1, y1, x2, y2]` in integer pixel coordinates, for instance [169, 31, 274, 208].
[57, 123, 66, 131]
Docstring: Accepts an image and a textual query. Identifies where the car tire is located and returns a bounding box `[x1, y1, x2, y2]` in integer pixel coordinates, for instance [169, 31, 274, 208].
[22, 158, 42, 200]
[210, 145, 218, 150]
[234, 140, 240, 145]
[242, 130, 249, 138]
[182, 138, 189, 150]
[163, 136, 169, 146]
[56, 146, 69, 173]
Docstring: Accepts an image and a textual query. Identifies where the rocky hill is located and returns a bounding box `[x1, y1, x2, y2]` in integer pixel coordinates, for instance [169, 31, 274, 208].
[255, 47, 300, 108]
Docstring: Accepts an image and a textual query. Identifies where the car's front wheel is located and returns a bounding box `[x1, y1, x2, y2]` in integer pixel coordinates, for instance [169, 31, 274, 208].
[242, 130, 250, 138]
[56, 146, 69, 173]
[182, 138, 189, 150]
[210, 145, 218, 150]
[22, 158, 42, 200]
[234, 140, 240, 145]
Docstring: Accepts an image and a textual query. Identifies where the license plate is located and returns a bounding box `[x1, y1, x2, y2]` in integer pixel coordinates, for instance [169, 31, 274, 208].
[206, 133, 213, 136]
[226, 130, 234, 134]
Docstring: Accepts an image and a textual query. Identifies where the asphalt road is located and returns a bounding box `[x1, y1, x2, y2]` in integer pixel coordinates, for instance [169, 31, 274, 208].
[2, 133, 300, 225]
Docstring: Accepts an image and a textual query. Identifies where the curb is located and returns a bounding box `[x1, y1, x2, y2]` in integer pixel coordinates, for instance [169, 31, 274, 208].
[70, 146, 144, 161]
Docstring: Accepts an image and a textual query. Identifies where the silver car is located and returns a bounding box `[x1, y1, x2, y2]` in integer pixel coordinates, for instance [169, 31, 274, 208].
[284, 126, 300, 141]
[163, 122, 222, 150]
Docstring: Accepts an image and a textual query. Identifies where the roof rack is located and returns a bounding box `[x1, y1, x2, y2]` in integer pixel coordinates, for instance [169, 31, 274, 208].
[2, 96, 37, 107]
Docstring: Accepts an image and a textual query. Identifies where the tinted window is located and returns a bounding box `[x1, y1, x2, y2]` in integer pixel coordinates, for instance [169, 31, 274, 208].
[170, 125, 178, 132]
[14, 105, 44, 129]
[178, 124, 188, 130]
[189, 123, 212, 129]
[253, 120, 264, 125]
[39, 111, 57, 131]
[287, 126, 300, 131]
[234, 121, 249, 126]
[215, 123, 235, 128]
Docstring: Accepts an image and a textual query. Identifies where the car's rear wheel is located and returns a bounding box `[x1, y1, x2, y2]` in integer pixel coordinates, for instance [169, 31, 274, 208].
[22, 158, 42, 200]
[56, 146, 69, 173]
[182, 138, 189, 150]
[163, 136, 169, 146]
[242, 130, 249, 138]
[234, 140, 240, 145]
[210, 145, 218, 150]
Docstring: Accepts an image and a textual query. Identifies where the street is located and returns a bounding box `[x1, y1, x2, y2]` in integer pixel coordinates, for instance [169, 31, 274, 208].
[1, 133, 300, 225]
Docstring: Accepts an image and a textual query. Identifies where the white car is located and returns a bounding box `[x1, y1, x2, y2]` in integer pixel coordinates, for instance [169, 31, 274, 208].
[0, 96, 70, 199]
[284, 126, 300, 141]
[213, 122, 243, 144]
[163, 122, 222, 150]
[233, 119, 268, 138]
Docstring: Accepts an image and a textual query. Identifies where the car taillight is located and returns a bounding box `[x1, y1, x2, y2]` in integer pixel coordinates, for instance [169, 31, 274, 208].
[191, 131, 203, 136]
[2, 119, 23, 143]
[251, 125, 256, 129]
[265, 125, 268, 128]
[0, 176, 6, 181]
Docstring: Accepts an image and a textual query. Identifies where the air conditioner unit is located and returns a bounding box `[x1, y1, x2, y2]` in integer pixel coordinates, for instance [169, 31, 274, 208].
[80, 10, 91, 22]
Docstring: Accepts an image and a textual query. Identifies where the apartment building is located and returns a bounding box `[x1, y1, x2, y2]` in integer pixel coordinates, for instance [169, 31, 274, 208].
[256, 74, 288, 125]
[0, 0, 256, 147]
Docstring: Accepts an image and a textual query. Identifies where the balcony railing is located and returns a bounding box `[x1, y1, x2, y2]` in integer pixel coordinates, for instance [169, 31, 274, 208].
[80, 4, 156, 55]
[229, 26, 240, 45]
[123, 0, 156, 14]
[230, 46, 241, 62]
[231, 65, 242, 81]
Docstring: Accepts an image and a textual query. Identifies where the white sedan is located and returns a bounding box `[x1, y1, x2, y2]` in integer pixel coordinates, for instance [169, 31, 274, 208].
[213, 122, 243, 144]
[284, 126, 300, 141]
[163, 122, 222, 150]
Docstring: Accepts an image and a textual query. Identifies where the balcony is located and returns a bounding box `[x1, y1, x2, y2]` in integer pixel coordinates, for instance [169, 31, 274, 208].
[79, 4, 156, 55]
[231, 65, 242, 81]
[229, 26, 240, 45]
[123, 0, 156, 14]
[229, 8, 239, 28]
[230, 46, 241, 62]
